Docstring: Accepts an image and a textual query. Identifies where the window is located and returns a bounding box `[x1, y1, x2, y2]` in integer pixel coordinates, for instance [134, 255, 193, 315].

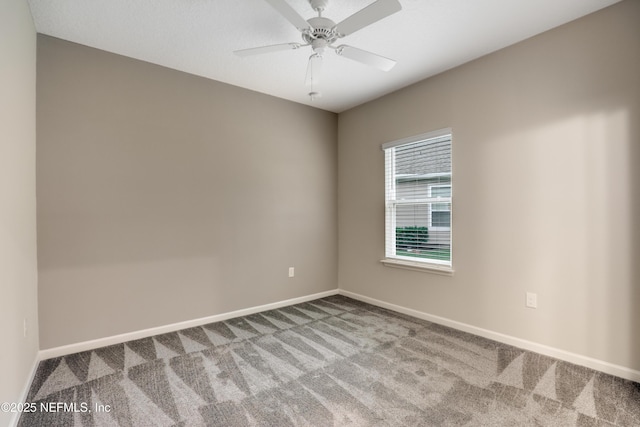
[382, 129, 452, 270]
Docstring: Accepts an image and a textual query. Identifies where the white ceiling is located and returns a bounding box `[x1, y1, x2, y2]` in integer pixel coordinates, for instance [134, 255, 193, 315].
[27, 0, 620, 113]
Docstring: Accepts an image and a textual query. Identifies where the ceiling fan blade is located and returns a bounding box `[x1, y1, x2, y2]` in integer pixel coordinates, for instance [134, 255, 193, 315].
[334, 0, 401, 37]
[234, 43, 302, 57]
[305, 54, 323, 87]
[263, 0, 312, 31]
[335, 45, 396, 71]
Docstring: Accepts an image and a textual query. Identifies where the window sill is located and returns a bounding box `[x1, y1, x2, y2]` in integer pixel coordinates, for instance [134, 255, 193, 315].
[380, 258, 455, 276]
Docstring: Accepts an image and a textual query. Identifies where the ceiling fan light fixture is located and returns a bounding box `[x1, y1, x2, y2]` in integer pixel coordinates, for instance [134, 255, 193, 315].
[311, 38, 328, 55]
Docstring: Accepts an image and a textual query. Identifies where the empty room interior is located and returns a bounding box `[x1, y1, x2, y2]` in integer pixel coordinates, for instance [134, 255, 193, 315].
[2, 0, 639, 425]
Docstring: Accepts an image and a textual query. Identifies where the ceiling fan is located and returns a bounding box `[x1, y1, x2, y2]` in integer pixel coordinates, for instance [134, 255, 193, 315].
[235, 0, 402, 99]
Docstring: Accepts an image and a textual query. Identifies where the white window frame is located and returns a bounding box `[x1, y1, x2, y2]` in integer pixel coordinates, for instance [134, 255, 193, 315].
[381, 129, 454, 275]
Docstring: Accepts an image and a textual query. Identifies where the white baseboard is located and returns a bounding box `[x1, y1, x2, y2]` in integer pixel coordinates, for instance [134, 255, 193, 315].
[35, 286, 640, 384]
[10, 353, 40, 427]
[39, 289, 339, 360]
[339, 290, 640, 384]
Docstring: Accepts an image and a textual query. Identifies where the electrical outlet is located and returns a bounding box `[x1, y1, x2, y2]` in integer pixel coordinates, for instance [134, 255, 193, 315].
[288, 267, 295, 278]
[526, 292, 537, 309]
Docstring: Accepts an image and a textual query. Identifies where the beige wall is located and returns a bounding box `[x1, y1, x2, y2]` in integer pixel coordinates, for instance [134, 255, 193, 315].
[37, 36, 338, 349]
[0, 0, 39, 423]
[339, 0, 640, 372]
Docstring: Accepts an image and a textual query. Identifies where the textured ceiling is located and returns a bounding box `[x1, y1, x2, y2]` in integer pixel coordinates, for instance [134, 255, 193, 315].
[27, 0, 620, 113]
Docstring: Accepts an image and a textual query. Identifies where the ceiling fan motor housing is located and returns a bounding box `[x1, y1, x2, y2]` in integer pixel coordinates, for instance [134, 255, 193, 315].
[303, 16, 338, 45]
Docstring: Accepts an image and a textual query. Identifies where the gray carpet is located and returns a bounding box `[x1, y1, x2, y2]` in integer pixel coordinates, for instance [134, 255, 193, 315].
[19, 295, 640, 426]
